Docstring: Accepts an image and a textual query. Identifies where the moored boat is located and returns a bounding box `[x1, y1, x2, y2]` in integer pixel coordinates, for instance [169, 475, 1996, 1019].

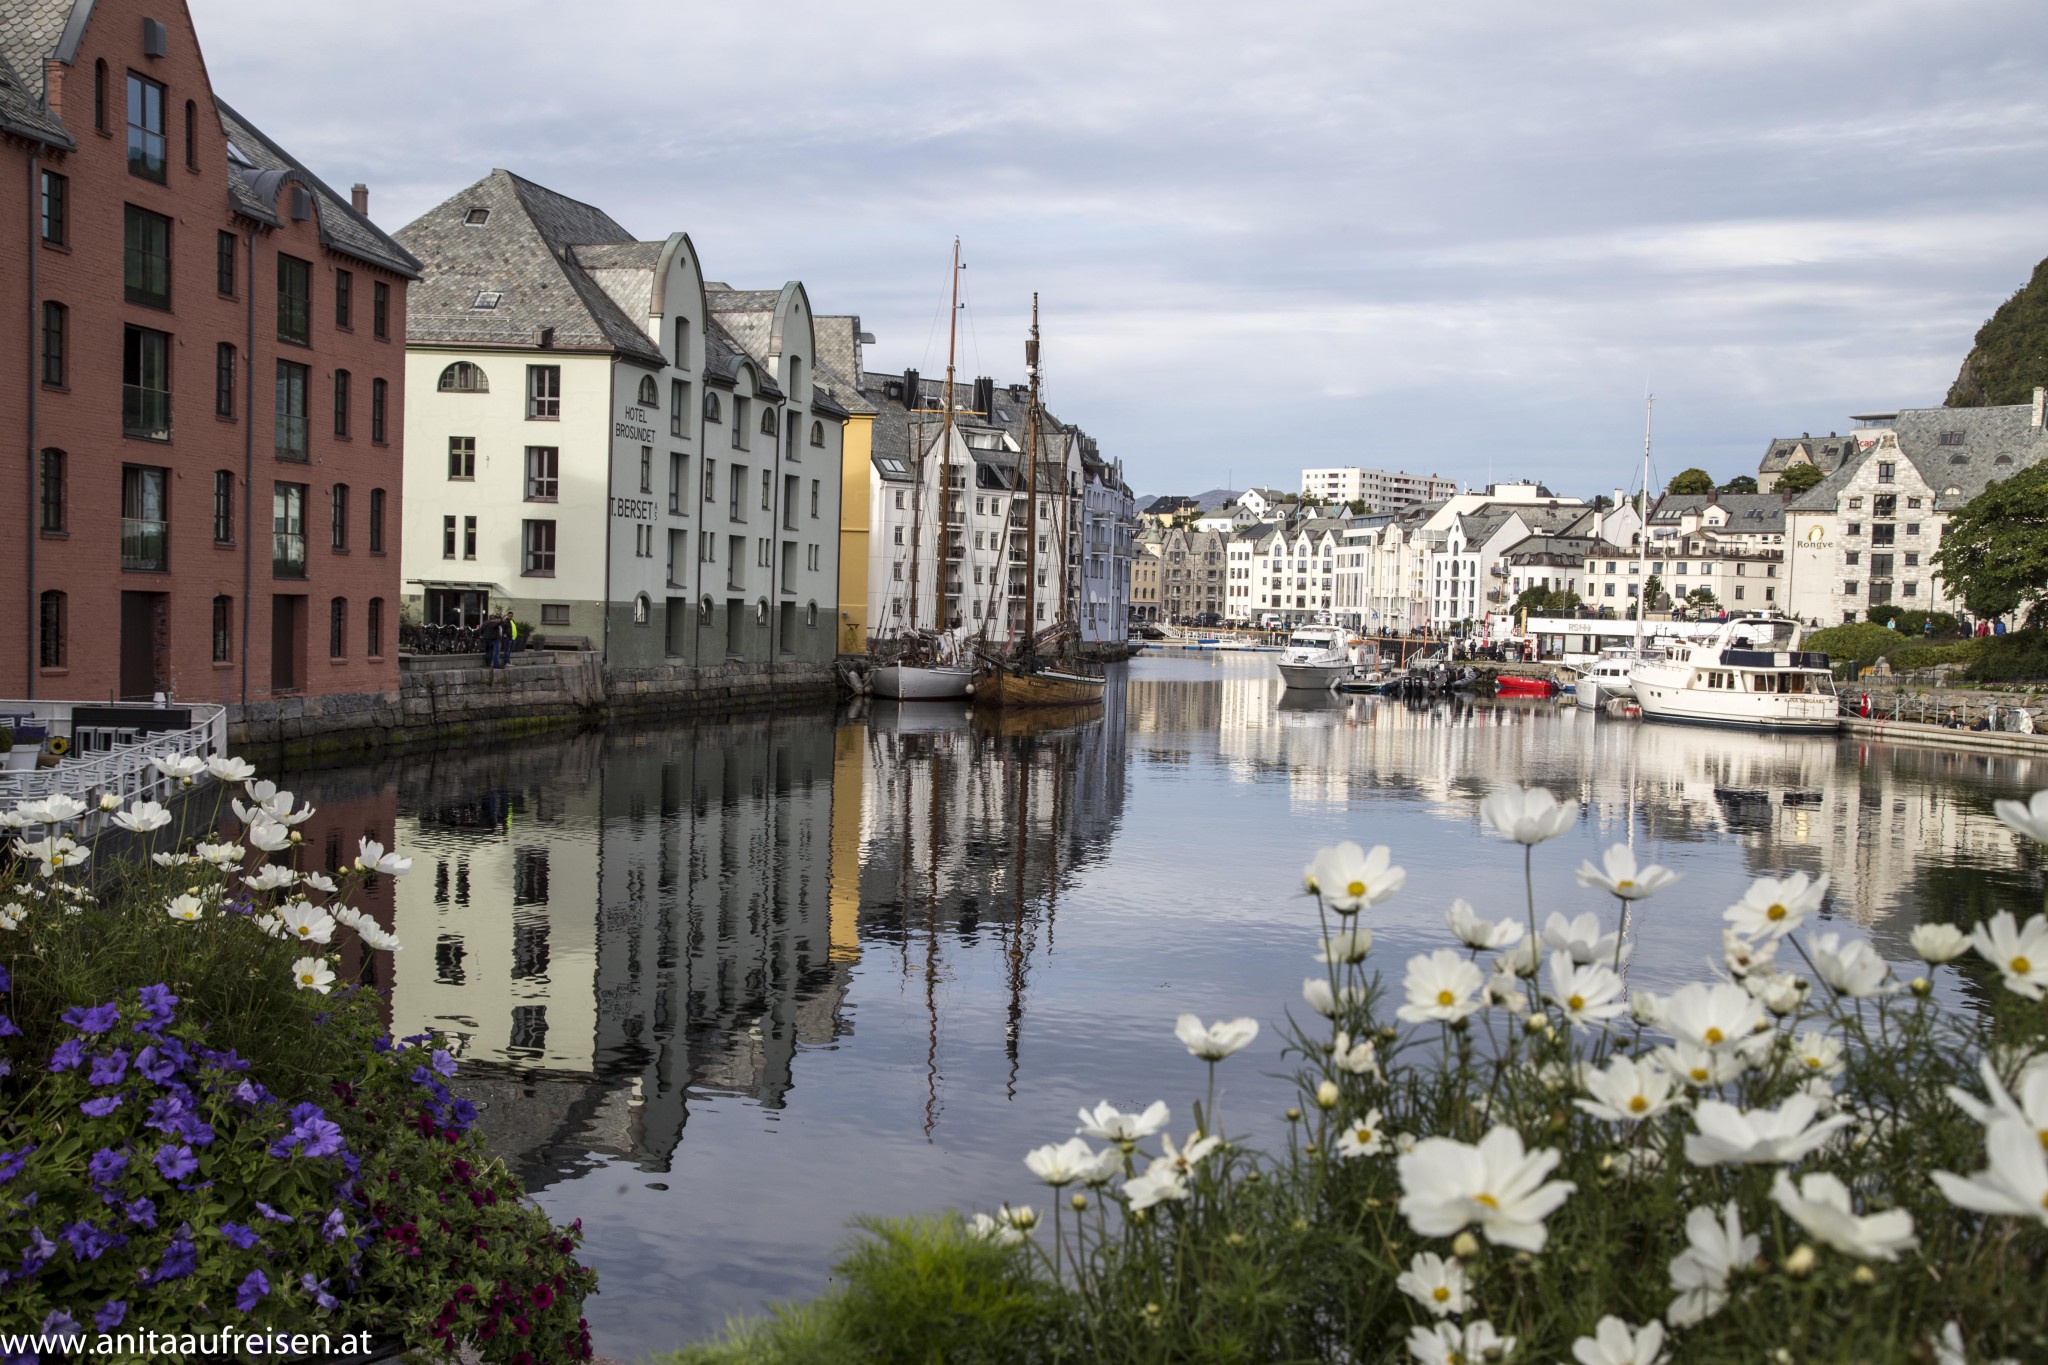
[872, 663, 975, 700]
[1275, 626, 1351, 690]
[972, 665, 1106, 708]
[1496, 674, 1557, 698]
[1573, 651, 1649, 709]
[1628, 617, 1838, 731]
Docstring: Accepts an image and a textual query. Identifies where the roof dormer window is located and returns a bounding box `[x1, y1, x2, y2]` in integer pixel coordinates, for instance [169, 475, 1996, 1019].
[464, 208, 491, 227]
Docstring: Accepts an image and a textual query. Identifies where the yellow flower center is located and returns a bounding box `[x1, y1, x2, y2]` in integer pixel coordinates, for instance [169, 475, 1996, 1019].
[299, 973, 314, 985]
[1767, 904, 1787, 921]
[1617, 880, 1635, 890]
[1436, 990, 1456, 1007]
[1432, 1285, 1451, 1303]
[2013, 956, 2034, 975]
[1355, 1128, 1374, 1143]
[1704, 1027, 1725, 1044]
[1567, 995, 1586, 1011]
[1690, 1068, 1709, 1083]
[2038, 1128, 2047, 1153]
[1346, 880, 1367, 898]
[1804, 1057, 1821, 1069]
[1474, 1193, 1499, 1210]
[1628, 1095, 1649, 1113]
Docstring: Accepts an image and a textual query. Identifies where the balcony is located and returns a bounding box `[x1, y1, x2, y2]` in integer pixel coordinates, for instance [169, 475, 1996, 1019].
[270, 531, 305, 579]
[122, 519, 168, 572]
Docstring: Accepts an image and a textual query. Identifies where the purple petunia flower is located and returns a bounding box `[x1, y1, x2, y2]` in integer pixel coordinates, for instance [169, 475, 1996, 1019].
[95, 1299, 127, 1331]
[20, 1226, 57, 1276]
[176, 1114, 215, 1148]
[0, 1146, 32, 1184]
[79, 1095, 124, 1119]
[321, 1208, 346, 1242]
[220, 1222, 260, 1250]
[0, 964, 10, 992]
[448, 1097, 478, 1131]
[430, 1049, 457, 1078]
[135, 1045, 177, 1084]
[49, 1038, 85, 1072]
[0, 1014, 19, 1037]
[254, 1201, 294, 1224]
[232, 1078, 274, 1107]
[145, 1094, 189, 1134]
[300, 1272, 338, 1312]
[88, 1148, 127, 1186]
[236, 1269, 270, 1312]
[63, 1002, 120, 1034]
[401, 1032, 431, 1047]
[122, 1197, 156, 1229]
[143, 1226, 197, 1285]
[87, 1049, 129, 1087]
[135, 984, 177, 1030]
[40, 1309, 79, 1336]
[153, 1144, 198, 1182]
[62, 1220, 124, 1263]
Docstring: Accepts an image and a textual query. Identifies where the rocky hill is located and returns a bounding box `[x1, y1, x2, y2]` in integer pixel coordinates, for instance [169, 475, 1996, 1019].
[1946, 252, 2048, 406]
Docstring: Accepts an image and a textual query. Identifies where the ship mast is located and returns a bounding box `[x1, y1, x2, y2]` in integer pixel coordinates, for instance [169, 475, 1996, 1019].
[936, 238, 961, 645]
[1023, 294, 1041, 652]
[1635, 394, 1653, 658]
[906, 415, 923, 634]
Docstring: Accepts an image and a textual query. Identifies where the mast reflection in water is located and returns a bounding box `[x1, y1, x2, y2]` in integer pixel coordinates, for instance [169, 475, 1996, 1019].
[273, 654, 2042, 1355]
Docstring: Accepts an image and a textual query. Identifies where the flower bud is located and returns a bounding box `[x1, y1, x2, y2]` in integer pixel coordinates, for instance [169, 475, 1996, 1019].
[1315, 1080, 1340, 1110]
[1451, 1232, 1482, 1259]
[99, 793, 122, 811]
[1852, 1265, 1877, 1286]
[1285, 1107, 1302, 1123]
[289, 830, 303, 844]
[1909, 977, 1932, 998]
[1783, 1244, 1816, 1279]
[1070, 1194, 1087, 1213]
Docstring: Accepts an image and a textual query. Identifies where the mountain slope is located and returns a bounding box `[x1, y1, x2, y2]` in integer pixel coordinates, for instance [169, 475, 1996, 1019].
[1946, 253, 2048, 407]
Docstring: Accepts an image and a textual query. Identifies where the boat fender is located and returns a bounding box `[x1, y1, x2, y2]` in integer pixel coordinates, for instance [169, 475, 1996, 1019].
[964, 683, 976, 696]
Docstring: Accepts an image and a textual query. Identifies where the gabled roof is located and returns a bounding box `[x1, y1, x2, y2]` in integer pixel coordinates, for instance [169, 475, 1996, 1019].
[1758, 434, 1852, 476]
[216, 101, 419, 278]
[812, 316, 877, 417]
[1500, 534, 1597, 564]
[396, 169, 664, 364]
[1650, 492, 1787, 534]
[1786, 401, 2048, 514]
[0, 12, 71, 146]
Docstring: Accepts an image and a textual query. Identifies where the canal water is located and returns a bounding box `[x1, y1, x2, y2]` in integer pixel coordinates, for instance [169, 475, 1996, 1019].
[283, 652, 2046, 1357]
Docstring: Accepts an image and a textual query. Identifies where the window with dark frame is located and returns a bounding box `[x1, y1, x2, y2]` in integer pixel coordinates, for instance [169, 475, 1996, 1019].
[121, 465, 169, 571]
[211, 595, 232, 663]
[39, 449, 65, 533]
[329, 597, 347, 658]
[216, 231, 237, 295]
[93, 60, 107, 132]
[122, 326, 171, 440]
[732, 396, 750, 448]
[39, 170, 66, 245]
[277, 255, 311, 343]
[272, 483, 307, 578]
[215, 342, 236, 417]
[525, 447, 559, 501]
[183, 99, 195, 170]
[335, 269, 353, 329]
[372, 281, 389, 338]
[368, 489, 385, 553]
[522, 520, 557, 575]
[40, 302, 65, 386]
[274, 361, 308, 460]
[371, 378, 387, 443]
[213, 470, 234, 543]
[331, 484, 349, 550]
[463, 515, 476, 560]
[526, 365, 560, 419]
[126, 72, 166, 181]
[333, 369, 351, 437]
[39, 591, 66, 669]
[367, 597, 384, 657]
[640, 446, 652, 495]
[671, 378, 690, 437]
[442, 515, 455, 559]
[669, 452, 687, 515]
[124, 206, 171, 308]
[438, 362, 488, 392]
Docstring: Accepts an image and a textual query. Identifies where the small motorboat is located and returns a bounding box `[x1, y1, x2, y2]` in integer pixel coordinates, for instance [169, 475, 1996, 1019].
[1276, 626, 1352, 689]
[1495, 674, 1557, 699]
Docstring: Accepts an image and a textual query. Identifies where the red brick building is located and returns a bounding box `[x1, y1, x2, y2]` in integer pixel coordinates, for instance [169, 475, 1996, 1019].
[1, 0, 418, 709]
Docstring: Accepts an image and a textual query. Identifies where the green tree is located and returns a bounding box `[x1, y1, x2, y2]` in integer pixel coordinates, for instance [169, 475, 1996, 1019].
[1776, 463, 1827, 496]
[1946, 252, 2048, 407]
[1932, 462, 2048, 624]
[1667, 468, 1715, 496]
[1720, 475, 1758, 494]
[1684, 586, 1719, 617]
[1643, 574, 1668, 610]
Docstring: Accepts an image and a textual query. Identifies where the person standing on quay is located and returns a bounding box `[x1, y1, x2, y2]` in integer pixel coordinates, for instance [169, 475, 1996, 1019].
[482, 613, 506, 672]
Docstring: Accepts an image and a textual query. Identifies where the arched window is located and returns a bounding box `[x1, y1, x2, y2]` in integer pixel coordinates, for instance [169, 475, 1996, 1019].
[703, 391, 722, 423]
[634, 593, 650, 625]
[637, 374, 659, 407]
[674, 319, 690, 369]
[810, 420, 825, 448]
[755, 598, 768, 625]
[806, 601, 818, 628]
[436, 362, 489, 393]
[39, 590, 66, 668]
[699, 595, 715, 627]
[760, 407, 778, 436]
[329, 597, 348, 658]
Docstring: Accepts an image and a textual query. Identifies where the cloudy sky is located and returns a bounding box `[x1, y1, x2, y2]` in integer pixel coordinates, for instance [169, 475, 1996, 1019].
[191, 0, 2048, 499]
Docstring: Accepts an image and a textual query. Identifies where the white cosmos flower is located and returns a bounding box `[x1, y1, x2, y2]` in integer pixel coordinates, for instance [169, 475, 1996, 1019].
[1575, 845, 1680, 901]
[1479, 785, 1578, 845]
[1909, 922, 1971, 964]
[15, 836, 89, 875]
[275, 901, 337, 946]
[1024, 1136, 1099, 1187]
[151, 851, 192, 868]
[1395, 1251, 1468, 1318]
[1684, 1095, 1854, 1166]
[1396, 1124, 1575, 1252]
[1330, 1031, 1381, 1078]
[357, 923, 403, 953]
[356, 837, 413, 878]
[165, 894, 206, 923]
[1303, 841, 1405, 912]
[1945, 1056, 2048, 1136]
[1576, 1054, 1683, 1123]
[1484, 967, 1530, 1015]
[1792, 1031, 1846, 1079]
[1334, 1109, 1386, 1160]
[1077, 1100, 1169, 1143]
[1302, 977, 1367, 1018]
[301, 870, 338, 894]
[1159, 1131, 1220, 1175]
[1745, 970, 1809, 1017]
[1395, 950, 1487, 1025]
[967, 1212, 1023, 1246]
[1666, 1202, 1757, 1327]
[1808, 932, 1894, 998]
[1121, 1158, 1190, 1211]
[1769, 1170, 1918, 1261]
[263, 792, 316, 826]
[110, 801, 172, 833]
[1495, 937, 1541, 978]
[1316, 927, 1374, 964]
[1174, 1013, 1259, 1060]
[1723, 871, 1829, 939]
[1932, 1117, 2048, 1227]
[1930, 1321, 2023, 1365]
[245, 820, 292, 854]
[154, 754, 207, 781]
[23, 793, 89, 824]
[290, 956, 337, 994]
[1660, 981, 1764, 1050]
[0, 902, 26, 931]
[1993, 790, 2048, 843]
[194, 840, 246, 867]
[245, 778, 279, 803]
[331, 906, 373, 933]
[207, 755, 258, 782]
[1967, 911, 2048, 1000]
[1570, 1316, 1669, 1365]
[244, 865, 298, 892]
[1628, 989, 1665, 1025]
[1541, 912, 1623, 966]
[1548, 952, 1627, 1027]
[1445, 899, 1523, 950]
[1407, 1320, 1514, 1365]
[1721, 928, 1778, 978]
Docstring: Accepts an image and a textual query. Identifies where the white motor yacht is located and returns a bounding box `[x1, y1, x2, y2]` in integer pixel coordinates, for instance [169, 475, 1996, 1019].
[1575, 649, 1653, 709]
[1628, 618, 1838, 731]
[1276, 627, 1352, 689]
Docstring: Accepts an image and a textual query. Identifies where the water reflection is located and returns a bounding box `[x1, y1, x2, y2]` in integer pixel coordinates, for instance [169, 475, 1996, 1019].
[273, 654, 2044, 1354]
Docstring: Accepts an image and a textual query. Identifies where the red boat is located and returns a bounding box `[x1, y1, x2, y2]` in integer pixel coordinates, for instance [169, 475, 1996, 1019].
[1495, 674, 1557, 698]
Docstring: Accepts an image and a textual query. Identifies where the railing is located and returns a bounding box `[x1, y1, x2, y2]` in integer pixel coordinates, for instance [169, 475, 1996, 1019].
[0, 700, 228, 833]
[121, 519, 168, 571]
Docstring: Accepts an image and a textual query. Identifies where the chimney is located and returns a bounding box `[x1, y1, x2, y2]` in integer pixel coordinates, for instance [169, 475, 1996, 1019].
[2033, 385, 2045, 429]
[903, 368, 920, 410]
[351, 183, 369, 216]
[972, 375, 994, 418]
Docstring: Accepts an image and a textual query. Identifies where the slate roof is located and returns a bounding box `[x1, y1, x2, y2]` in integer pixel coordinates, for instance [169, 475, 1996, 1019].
[216, 101, 418, 277]
[395, 169, 664, 364]
[0, 0, 71, 146]
[1649, 492, 1787, 534]
[812, 316, 877, 417]
[1500, 534, 1597, 564]
[1759, 434, 1853, 476]
[1786, 401, 2048, 514]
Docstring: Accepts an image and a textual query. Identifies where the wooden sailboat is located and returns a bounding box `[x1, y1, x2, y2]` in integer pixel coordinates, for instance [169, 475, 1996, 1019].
[872, 241, 973, 701]
[972, 296, 1106, 709]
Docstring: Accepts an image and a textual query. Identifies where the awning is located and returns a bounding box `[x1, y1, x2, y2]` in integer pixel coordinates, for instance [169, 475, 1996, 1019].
[405, 579, 507, 592]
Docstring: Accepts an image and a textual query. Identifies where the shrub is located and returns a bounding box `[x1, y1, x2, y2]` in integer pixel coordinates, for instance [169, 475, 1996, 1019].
[1, 761, 595, 1356]
[1966, 629, 2048, 684]
[1806, 621, 1979, 674]
[1859, 607, 1963, 638]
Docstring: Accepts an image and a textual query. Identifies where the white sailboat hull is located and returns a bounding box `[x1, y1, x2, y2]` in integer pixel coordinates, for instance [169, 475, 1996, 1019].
[872, 664, 975, 700]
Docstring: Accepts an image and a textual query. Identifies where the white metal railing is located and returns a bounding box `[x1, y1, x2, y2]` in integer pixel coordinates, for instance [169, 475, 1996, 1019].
[0, 700, 228, 836]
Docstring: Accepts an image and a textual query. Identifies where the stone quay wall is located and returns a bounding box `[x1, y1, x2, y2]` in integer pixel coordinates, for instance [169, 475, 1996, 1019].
[227, 651, 834, 756]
